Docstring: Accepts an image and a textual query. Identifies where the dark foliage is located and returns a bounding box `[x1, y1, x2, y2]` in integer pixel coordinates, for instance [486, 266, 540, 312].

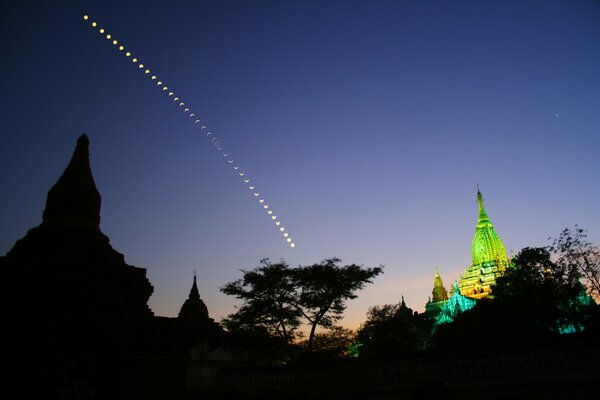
[433, 247, 596, 351]
[551, 226, 600, 301]
[221, 258, 382, 359]
[294, 258, 383, 351]
[355, 300, 433, 359]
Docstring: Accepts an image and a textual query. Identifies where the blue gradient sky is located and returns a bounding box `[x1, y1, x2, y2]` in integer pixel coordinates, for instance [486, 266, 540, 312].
[1, 0, 599, 329]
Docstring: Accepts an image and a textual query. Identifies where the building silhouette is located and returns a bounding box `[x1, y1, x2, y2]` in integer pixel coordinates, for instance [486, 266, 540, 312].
[0, 134, 218, 399]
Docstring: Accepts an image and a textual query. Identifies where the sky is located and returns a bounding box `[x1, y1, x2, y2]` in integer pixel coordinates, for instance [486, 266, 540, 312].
[1, 0, 599, 330]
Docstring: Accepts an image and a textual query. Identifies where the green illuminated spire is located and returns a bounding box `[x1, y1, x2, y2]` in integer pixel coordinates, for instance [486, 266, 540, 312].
[432, 268, 448, 302]
[458, 188, 510, 299]
[471, 189, 508, 266]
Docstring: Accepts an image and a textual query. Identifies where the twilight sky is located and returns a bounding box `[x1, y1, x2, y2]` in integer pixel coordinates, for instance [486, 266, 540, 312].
[1, 0, 599, 329]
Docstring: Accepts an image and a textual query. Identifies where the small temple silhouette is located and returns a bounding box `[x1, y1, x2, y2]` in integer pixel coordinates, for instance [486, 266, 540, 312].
[425, 188, 510, 324]
[0, 134, 220, 399]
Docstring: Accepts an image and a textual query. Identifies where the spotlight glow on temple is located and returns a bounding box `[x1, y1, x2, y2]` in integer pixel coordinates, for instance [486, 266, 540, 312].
[82, 14, 296, 248]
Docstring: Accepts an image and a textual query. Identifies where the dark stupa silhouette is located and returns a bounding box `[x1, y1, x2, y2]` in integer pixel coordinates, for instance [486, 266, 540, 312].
[0, 134, 218, 400]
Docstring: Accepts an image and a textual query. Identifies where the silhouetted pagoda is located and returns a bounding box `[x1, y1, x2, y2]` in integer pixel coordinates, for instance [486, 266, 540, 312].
[178, 274, 222, 346]
[0, 134, 219, 399]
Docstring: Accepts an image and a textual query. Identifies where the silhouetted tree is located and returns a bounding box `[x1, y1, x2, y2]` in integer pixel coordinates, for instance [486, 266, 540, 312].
[221, 258, 382, 356]
[494, 246, 590, 334]
[550, 226, 600, 301]
[296, 326, 356, 359]
[221, 259, 302, 358]
[354, 299, 432, 359]
[294, 258, 383, 352]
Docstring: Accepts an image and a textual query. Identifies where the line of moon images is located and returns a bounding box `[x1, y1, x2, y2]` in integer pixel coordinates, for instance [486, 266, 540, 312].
[83, 15, 295, 248]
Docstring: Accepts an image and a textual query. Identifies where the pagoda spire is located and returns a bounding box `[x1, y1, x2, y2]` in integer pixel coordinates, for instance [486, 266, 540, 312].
[189, 273, 200, 300]
[432, 268, 448, 302]
[471, 187, 508, 266]
[459, 187, 510, 299]
[42, 133, 102, 232]
[178, 273, 209, 321]
[476, 188, 493, 229]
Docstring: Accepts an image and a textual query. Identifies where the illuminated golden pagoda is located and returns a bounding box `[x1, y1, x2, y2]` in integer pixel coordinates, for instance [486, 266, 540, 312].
[425, 189, 510, 326]
[457, 189, 509, 299]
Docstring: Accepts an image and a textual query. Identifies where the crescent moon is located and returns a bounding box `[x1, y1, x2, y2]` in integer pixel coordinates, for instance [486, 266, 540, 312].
[259, 199, 264, 203]
[201, 126, 207, 130]
[249, 185, 254, 189]
[233, 166, 239, 170]
[228, 159, 234, 164]
[254, 193, 260, 196]
[244, 179, 249, 183]
[224, 153, 229, 157]
[263, 205, 269, 209]
[267, 210, 273, 215]
[239, 172, 244, 176]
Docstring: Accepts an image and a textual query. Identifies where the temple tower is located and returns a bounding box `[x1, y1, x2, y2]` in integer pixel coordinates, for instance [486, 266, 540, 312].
[458, 189, 509, 299]
[0, 134, 155, 398]
[425, 268, 449, 318]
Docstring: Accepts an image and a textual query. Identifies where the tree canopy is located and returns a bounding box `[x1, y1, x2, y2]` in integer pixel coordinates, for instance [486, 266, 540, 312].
[550, 226, 600, 302]
[220, 258, 382, 356]
[221, 259, 301, 352]
[353, 298, 433, 359]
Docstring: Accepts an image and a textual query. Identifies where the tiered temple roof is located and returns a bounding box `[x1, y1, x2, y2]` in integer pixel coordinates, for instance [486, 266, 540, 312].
[458, 189, 509, 299]
[426, 189, 510, 325]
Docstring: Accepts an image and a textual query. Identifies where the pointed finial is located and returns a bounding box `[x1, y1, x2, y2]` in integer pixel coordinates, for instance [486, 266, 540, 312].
[189, 272, 200, 299]
[474, 185, 492, 228]
[78, 133, 90, 147]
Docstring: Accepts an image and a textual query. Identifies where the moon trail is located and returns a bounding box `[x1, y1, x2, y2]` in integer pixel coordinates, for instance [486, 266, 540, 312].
[82, 14, 296, 249]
